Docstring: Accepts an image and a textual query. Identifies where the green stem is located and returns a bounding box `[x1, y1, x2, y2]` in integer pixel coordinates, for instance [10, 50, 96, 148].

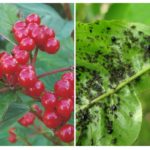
[77, 65, 150, 113]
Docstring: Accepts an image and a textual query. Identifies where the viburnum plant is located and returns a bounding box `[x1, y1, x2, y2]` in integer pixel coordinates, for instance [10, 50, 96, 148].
[0, 13, 74, 145]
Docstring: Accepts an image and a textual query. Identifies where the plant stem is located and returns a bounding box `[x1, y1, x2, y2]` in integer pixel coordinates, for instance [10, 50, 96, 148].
[63, 3, 72, 20]
[38, 66, 74, 78]
[0, 87, 9, 93]
[32, 48, 38, 66]
[77, 65, 150, 113]
[0, 32, 16, 46]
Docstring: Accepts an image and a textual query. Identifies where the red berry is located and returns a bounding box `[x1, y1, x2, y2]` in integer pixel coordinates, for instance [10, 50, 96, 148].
[8, 128, 16, 135]
[45, 38, 60, 54]
[62, 72, 74, 86]
[0, 51, 8, 59]
[14, 49, 29, 65]
[43, 110, 62, 129]
[56, 124, 74, 143]
[25, 80, 45, 97]
[41, 91, 57, 110]
[5, 74, 18, 86]
[32, 104, 42, 115]
[26, 13, 40, 25]
[54, 79, 72, 98]
[8, 134, 17, 143]
[12, 21, 26, 32]
[20, 37, 35, 52]
[18, 112, 35, 127]
[26, 23, 39, 37]
[57, 98, 73, 119]
[18, 66, 37, 88]
[14, 28, 29, 43]
[41, 25, 55, 39]
[1, 56, 18, 74]
[31, 26, 46, 47]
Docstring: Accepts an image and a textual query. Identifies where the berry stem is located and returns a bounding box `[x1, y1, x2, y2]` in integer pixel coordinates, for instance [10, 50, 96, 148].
[32, 47, 38, 66]
[63, 4, 72, 20]
[0, 32, 16, 46]
[0, 87, 9, 93]
[38, 66, 74, 78]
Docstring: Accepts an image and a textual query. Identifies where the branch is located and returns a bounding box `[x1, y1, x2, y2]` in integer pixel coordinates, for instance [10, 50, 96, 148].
[63, 3, 72, 20]
[38, 66, 74, 79]
[0, 32, 16, 46]
[0, 87, 9, 93]
[77, 65, 150, 113]
[32, 48, 38, 66]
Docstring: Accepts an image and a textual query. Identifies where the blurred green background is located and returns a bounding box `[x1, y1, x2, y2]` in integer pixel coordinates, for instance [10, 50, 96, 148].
[77, 3, 150, 146]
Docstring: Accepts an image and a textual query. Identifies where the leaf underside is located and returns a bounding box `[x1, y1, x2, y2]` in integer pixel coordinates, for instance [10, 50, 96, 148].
[76, 20, 150, 145]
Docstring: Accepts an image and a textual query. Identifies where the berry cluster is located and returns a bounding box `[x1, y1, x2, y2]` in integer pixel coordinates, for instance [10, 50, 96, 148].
[12, 13, 60, 54]
[0, 13, 74, 145]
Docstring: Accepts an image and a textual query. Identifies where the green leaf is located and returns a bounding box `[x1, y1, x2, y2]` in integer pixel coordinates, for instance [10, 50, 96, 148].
[0, 103, 29, 129]
[76, 20, 150, 145]
[0, 4, 18, 44]
[105, 4, 150, 25]
[0, 91, 17, 120]
[16, 3, 74, 39]
[76, 4, 101, 23]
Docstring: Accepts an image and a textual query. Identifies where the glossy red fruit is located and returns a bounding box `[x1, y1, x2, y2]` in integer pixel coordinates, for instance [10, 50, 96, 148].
[18, 112, 35, 127]
[0, 51, 8, 59]
[45, 38, 60, 54]
[18, 66, 37, 88]
[31, 27, 46, 47]
[55, 124, 74, 143]
[8, 134, 17, 143]
[8, 128, 16, 135]
[14, 28, 29, 43]
[20, 37, 35, 52]
[32, 104, 42, 115]
[41, 25, 55, 39]
[57, 98, 73, 118]
[25, 80, 45, 97]
[5, 74, 18, 86]
[14, 49, 29, 65]
[26, 13, 40, 25]
[1, 56, 18, 74]
[12, 21, 26, 32]
[54, 79, 72, 98]
[26, 23, 39, 37]
[43, 110, 62, 129]
[62, 72, 74, 86]
[41, 91, 57, 110]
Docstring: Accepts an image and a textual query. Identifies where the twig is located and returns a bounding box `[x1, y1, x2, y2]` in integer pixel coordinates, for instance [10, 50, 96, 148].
[0, 87, 9, 93]
[0, 32, 16, 46]
[38, 66, 74, 79]
[63, 3, 72, 20]
[32, 48, 38, 66]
